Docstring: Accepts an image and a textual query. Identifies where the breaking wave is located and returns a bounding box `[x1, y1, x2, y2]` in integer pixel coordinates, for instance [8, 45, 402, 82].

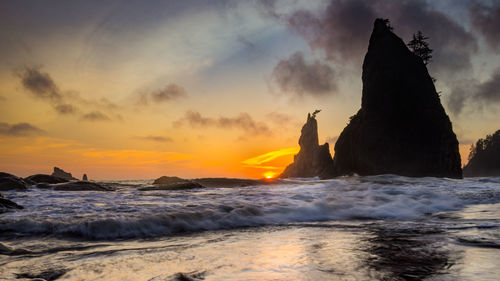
[1, 175, 499, 239]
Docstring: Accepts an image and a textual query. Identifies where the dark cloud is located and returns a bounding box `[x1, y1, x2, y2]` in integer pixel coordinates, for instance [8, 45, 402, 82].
[81, 111, 111, 122]
[446, 69, 500, 115]
[475, 68, 500, 103]
[137, 83, 187, 106]
[287, 0, 375, 63]
[136, 135, 173, 142]
[16, 66, 122, 119]
[271, 51, 337, 97]
[470, 2, 500, 52]
[282, 0, 477, 76]
[54, 103, 78, 115]
[173, 111, 271, 135]
[0, 122, 44, 136]
[17, 66, 62, 102]
[269, 0, 480, 111]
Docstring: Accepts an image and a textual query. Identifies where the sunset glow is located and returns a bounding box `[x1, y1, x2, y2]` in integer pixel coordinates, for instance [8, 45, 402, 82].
[0, 1, 498, 180]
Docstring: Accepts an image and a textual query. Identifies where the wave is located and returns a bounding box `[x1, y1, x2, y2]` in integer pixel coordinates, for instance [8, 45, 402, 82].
[1, 175, 499, 240]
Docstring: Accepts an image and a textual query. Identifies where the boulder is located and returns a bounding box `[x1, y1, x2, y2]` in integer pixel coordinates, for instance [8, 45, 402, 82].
[51, 167, 77, 181]
[0, 172, 29, 191]
[25, 174, 68, 184]
[280, 112, 335, 179]
[152, 176, 188, 185]
[463, 130, 500, 177]
[332, 19, 462, 178]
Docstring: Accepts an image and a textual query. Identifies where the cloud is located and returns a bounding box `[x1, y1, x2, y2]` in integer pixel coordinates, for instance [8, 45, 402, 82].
[81, 111, 111, 122]
[0, 122, 44, 136]
[54, 103, 78, 115]
[17, 66, 63, 102]
[271, 51, 337, 97]
[475, 68, 500, 103]
[136, 135, 173, 142]
[242, 147, 299, 167]
[282, 0, 477, 76]
[137, 83, 187, 106]
[174, 110, 272, 136]
[16, 66, 122, 119]
[446, 69, 500, 115]
[287, 0, 375, 63]
[470, 2, 500, 52]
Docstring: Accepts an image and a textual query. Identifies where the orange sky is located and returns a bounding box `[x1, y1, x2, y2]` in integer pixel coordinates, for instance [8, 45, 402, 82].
[0, 1, 499, 180]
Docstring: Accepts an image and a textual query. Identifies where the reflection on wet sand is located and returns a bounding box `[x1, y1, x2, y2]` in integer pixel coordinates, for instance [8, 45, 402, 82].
[362, 225, 459, 281]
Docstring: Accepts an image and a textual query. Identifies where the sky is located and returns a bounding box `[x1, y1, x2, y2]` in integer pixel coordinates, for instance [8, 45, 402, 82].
[0, 0, 499, 180]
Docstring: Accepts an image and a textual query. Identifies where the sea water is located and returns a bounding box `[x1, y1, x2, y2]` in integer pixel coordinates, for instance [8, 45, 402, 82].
[0, 175, 499, 280]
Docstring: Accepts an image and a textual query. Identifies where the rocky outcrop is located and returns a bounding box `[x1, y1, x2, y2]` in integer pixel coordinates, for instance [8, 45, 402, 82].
[37, 181, 114, 191]
[140, 181, 204, 191]
[51, 167, 77, 181]
[82, 174, 88, 181]
[153, 176, 187, 185]
[280, 112, 335, 179]
[0, 193, 23, 212]
[333, 19, 462, 178]
[463, 130, 500, 177]
[0, 172, 30, 191]
[25, 174, 68, 184]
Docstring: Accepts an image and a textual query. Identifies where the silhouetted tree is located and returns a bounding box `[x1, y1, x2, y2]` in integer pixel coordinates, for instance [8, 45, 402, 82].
[407, 31, 433, 65]
[464, 130, 500, 176]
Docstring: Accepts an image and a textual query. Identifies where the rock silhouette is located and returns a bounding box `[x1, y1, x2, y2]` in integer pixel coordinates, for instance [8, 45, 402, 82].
[463, 130, 500, 177]
[36, 181, 114, 191]
[51, 167, 77, 181]
[0, 172, 29, 191]
[83, 174, 88, 181]
[25, 174, 68, 184]
[333, 19, 462, 178]
[0, 193, 23, 212]
[280, 112, 335, 179]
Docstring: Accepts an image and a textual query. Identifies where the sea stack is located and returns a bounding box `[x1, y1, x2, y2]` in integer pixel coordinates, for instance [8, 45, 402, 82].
[280, 111, 335, 179]
[83, 174, 88, 181]
[333, 19, 462, 178]
[51, 167, 77, 181]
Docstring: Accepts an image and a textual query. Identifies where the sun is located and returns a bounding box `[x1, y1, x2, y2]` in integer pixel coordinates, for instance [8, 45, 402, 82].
[263, 171, 277, 180]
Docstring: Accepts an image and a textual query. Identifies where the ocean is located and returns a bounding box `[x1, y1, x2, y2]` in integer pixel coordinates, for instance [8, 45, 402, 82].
[0, 175, 499, 280]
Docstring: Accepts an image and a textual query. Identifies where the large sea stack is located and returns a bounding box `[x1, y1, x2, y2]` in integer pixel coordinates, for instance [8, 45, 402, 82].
[333, 19, 462, 178]
[280, 112, 335, 179]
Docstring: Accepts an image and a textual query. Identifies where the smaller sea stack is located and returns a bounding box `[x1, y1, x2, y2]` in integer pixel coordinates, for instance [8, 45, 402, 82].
[280, 112, 335, 179]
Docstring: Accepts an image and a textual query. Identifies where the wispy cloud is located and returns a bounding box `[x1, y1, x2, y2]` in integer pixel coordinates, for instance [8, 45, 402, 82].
[137, 83, 187, 106]
[81, 111, 111, 122]
[173, 110, 272, 136]
[0, 122, 44, 136]
[16, 66, 121, 119]
[135, 135, 173, 142]
[271, 51, 337, 98]
[242, 147, 299, 169]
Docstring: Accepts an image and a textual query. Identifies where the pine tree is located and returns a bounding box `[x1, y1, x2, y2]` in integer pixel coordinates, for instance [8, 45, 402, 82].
[407, 31, 433, 65]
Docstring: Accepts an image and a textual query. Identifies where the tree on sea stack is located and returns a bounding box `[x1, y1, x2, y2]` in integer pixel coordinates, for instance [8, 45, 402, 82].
[407, 31, 433, 65]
